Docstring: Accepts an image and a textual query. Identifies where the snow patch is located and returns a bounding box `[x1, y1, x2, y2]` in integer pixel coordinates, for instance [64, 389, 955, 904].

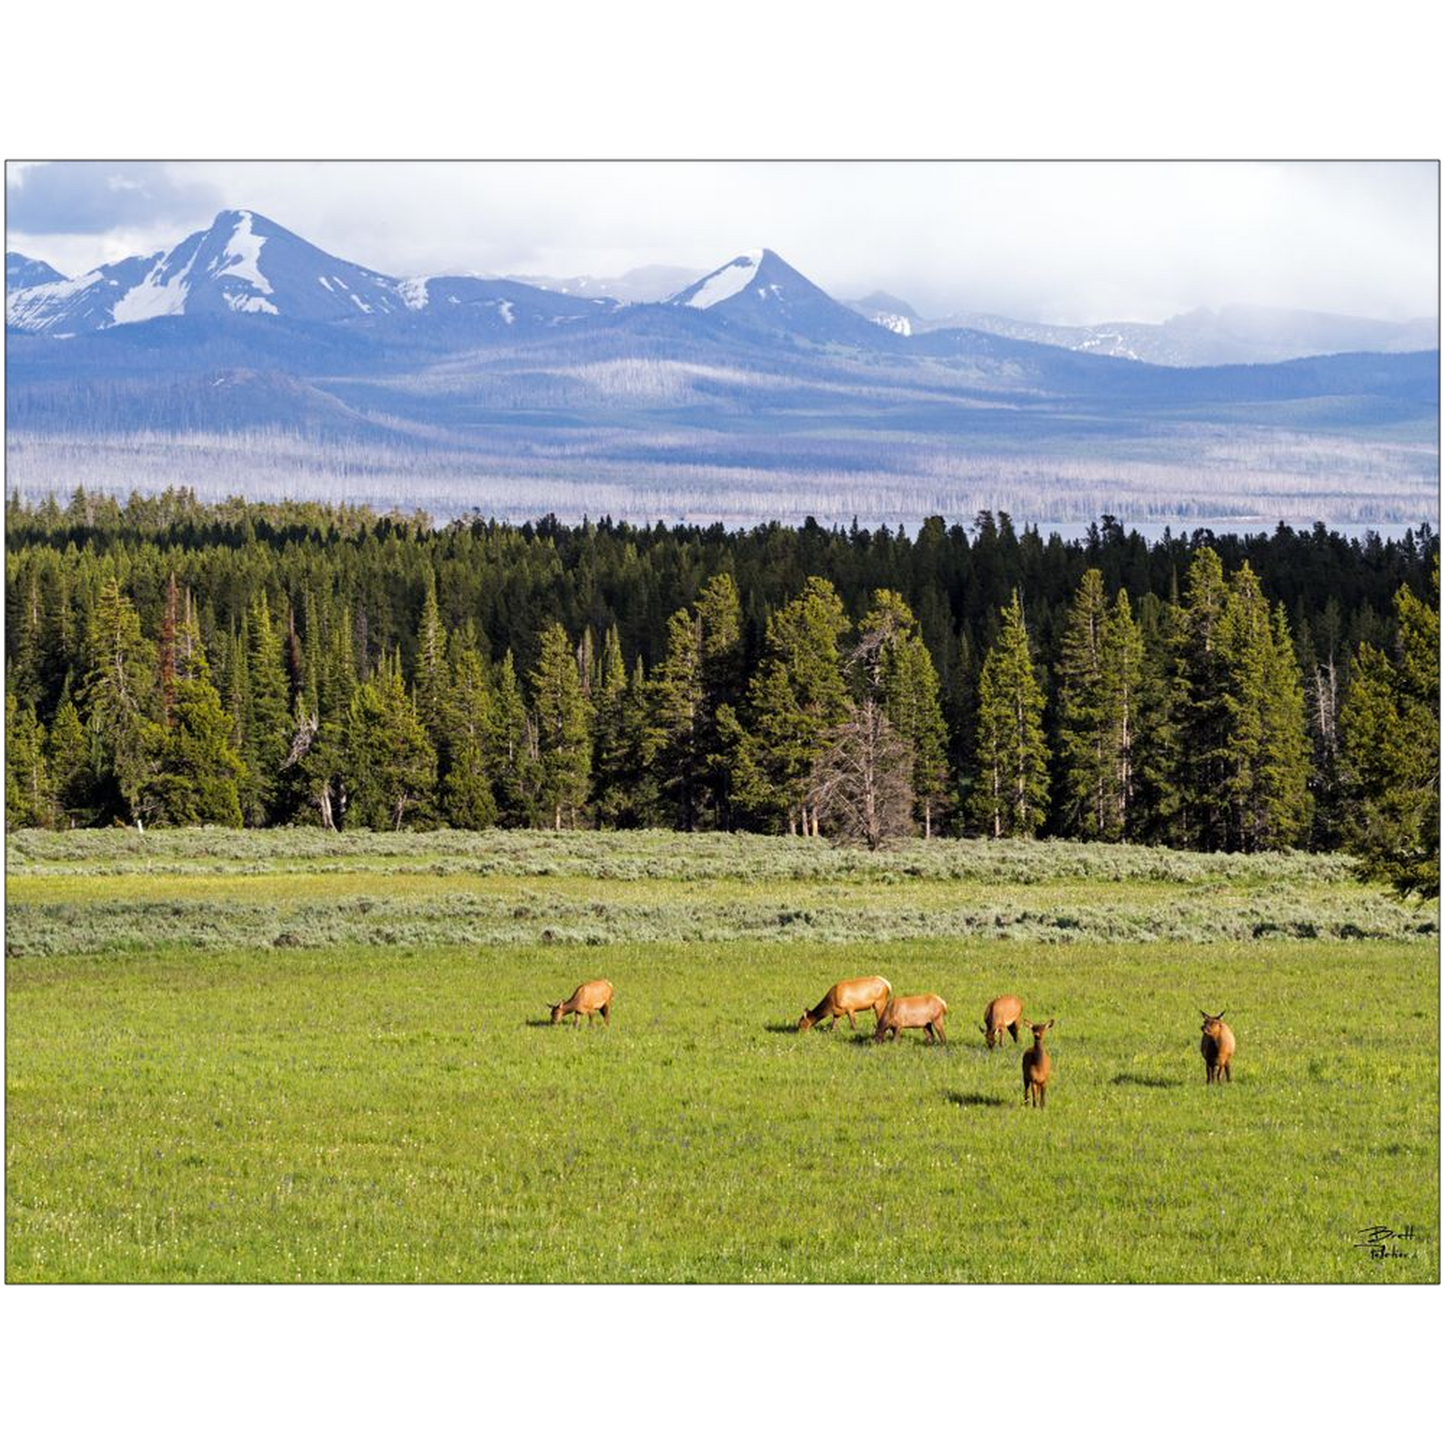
[211, 212, 272, 294]
[226, 292, 278, 315]
[318, 275, 334, 292]
[349, 293, 372, 313]
[112, 255, 197, 324]
[6, 269, 106, 329]
[398, 277, 431, 310]
[681, 251, 764, 309]
[497, 299, 514, 325]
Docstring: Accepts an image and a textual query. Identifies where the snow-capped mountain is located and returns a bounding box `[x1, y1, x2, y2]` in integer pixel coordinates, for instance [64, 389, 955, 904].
[6, 252, 66, 291]
[7, 210, 406, 334]
[668, 249, 897, 347]
[844, 292, 1438, 367]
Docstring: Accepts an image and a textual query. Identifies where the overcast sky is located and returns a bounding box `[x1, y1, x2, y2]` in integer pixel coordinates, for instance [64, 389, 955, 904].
[6, 160, 1438, 324]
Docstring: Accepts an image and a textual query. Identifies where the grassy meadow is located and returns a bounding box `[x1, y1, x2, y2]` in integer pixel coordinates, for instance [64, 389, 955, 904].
[5, 829, 1438, 1282]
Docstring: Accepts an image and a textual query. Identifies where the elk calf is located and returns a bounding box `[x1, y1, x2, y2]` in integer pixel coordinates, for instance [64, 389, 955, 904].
[798, 975, 892, 1032]
[1199, 1010, 1235, 1083]
[1021, 1018, 1055, 1107]
[874, 993, 948, 1045]
[980, 994, 1024, 1049]
[550, 979, 614, 1027]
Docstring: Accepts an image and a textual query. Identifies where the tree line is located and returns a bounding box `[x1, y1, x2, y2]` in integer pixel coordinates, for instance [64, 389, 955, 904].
[4, 489, 1437, 893]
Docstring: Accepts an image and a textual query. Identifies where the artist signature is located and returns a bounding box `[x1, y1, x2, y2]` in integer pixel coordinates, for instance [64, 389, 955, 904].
[1353, 1225, 1417, 1260]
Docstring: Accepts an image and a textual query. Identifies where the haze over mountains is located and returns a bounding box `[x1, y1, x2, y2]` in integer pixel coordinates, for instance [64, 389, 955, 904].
[5, 209, 1438, 529]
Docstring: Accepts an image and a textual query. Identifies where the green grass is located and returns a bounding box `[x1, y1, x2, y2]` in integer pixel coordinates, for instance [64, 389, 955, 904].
[5, 830, 1438, 1282]
[5, 828, 1434, 953]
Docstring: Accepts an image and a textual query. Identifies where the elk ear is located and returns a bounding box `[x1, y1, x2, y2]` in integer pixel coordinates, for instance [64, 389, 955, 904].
[1216, 1010, 1225, 1019]
[1047, 1018, 1056, 1030]
[1200, 1009, 1210, 1018]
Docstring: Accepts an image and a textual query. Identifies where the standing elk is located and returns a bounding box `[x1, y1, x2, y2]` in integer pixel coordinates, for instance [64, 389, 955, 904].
[1200, 1010, 1235, 1083]
[798, 976, 893, 1032]
[1022, 1018, 1055, 1106]
[550, 979, 614, 1027]
[874, 993, 948, 1045]
[980, 994, 1024, 1049]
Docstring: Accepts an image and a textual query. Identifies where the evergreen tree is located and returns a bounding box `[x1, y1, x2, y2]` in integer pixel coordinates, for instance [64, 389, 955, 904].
[1216, 566, 1311, 850]
[1342, 567, 1440, 897]
[857, 590, 949, 836]
[79, 576, 163, 828]
[591, 625, 635, 828]
[1056, 572, 1143, 841]
[695, 573, 743, 825]
[645, 608, 706, 829]
[731, 577, 851, 834]
[343, 652, 438, 829]
[968, 590, 1049, 838]
[150, 616, 246, 828]
[489, 650, 540, 826]
[440, 639, 498, 829]
[1172, 548, 1235, 849]
[530, 623, 592, 829]
[5, 693, 52, 829]
[45, 689, 92, 827]
[237, 595, 292, 825]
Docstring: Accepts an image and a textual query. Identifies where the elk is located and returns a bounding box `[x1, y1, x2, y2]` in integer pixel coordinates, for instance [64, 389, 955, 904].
[980, 994, 1024, 1049]
[1200, 1010, 1235, 1083]
[798, 975, 893, 1032]
[1021, 1018, 1055, 1106]
[550, 979, 614, 1027]
[874, 993, 948, 1045]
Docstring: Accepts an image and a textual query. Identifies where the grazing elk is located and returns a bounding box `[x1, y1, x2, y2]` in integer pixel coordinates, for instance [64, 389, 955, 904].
[1021, 1018, 1055, 1107]
[550, 979, 614, 1027]
[1200, 1010, 1235, 1083]
[980, 994, 1024, 1049]
[874, 993, 948, 1045]
[798, 975, 893, 1032]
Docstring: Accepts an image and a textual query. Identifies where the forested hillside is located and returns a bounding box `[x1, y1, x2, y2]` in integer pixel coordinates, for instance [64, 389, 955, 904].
[4, 489, 1437, 892]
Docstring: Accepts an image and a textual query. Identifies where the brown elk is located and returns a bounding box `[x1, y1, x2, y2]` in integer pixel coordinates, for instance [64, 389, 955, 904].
[1021, 1018, 1055, 1106]
[1200, 1010, 1235, 1083]
[798, 975, 893, 1032]
[550, 979, 614, 1027]
[980, 994, 1024, 1049]
[874, 993, 948, 1045]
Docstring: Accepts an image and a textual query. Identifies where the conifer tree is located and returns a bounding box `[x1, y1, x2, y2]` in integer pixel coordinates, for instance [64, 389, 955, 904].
[731, 577, 851, 834]
[645, 608, 706, 829]
[968, 590, 1049, 838]
[150, 613, 246, 828]
[1172, 548, 1234, 849]
[857, 590, 949, 835]
[530, 623, 592, 829]
[1056, 571, 1143, 840]
[440, 639, 498, 829]
[80, 576, 162, 828]
[343, 652, 438, 830]
[45, 689, 91, 827]
[489, 650, 540, 826]
[5, 693, 52, 830]
[591, 625, 635, 828]
[237, 594, 292, 825]
[1342, 567, 1440, 897]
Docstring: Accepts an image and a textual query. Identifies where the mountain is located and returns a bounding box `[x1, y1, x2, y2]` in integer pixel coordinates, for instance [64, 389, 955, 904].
[6, 210, 408, 334]
[849, 291, 922, 336]
[668, 249, 898, 348]
[845, 294, 1439, 367]
[6, 211, 1438, 529]
[6, 252, 66, 291]
[508, 264, 701, 304]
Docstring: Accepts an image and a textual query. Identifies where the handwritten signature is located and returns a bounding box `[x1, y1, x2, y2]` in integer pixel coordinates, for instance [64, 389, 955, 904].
[1354, 1225, 1416, 1260]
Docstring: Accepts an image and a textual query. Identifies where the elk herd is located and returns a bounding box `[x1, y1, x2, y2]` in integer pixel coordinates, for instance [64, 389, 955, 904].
[547, 974, 1237, 1100]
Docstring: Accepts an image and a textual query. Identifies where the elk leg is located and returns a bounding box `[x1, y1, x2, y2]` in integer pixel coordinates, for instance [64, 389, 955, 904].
[1009, 1022, 1020, 1044]
[1223, 1062, 1231, 1082]
[601, 1003, 610, 1026]
[936, 1021, 946, 1045]
[846, 1011, 857, 1030]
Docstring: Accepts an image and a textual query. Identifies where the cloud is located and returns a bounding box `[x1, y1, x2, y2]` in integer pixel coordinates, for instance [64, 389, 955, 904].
[6, 161, 1437, 325]
[6, 161, 221, 235]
